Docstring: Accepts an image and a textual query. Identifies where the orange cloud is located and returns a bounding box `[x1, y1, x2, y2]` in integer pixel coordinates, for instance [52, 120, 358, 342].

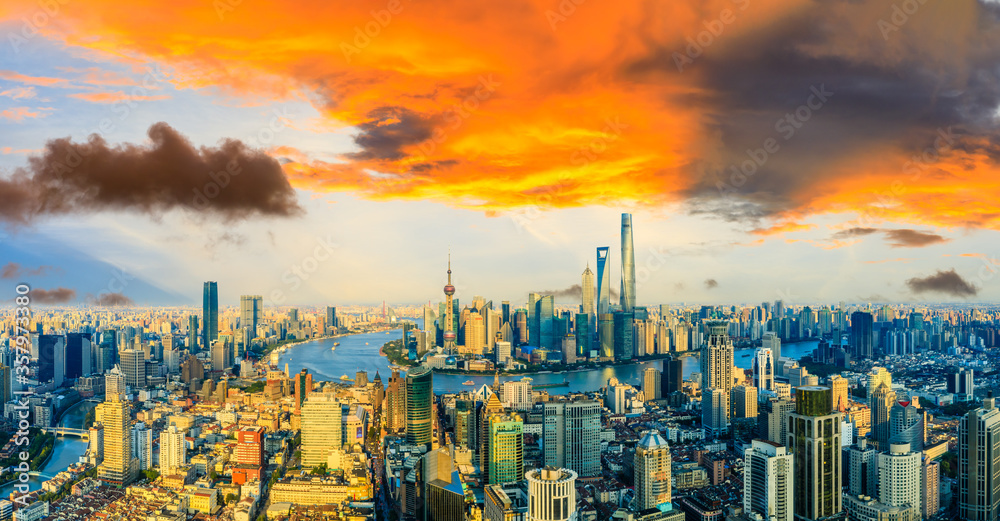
[67, 91, 171, 104]
[2, 0, 999, 233]
[0, 70, 68, 87]
[1, 107, 47, 121]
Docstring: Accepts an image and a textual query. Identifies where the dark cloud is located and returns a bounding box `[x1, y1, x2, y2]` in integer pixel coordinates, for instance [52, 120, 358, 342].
[885, 229, 949, 248]
[906, 269, 977, 297]
[832, 228, 881, 240]
[31, 287, 76, 304]
[0, 262, 54, 279]
[531, 284, 618, 301]
[348, 106, 437, 161]
[626, 0, 1000, 223]
[89, 292, 134, 306]
[704, 279, 719, 290]
[0, 122, 303, 225]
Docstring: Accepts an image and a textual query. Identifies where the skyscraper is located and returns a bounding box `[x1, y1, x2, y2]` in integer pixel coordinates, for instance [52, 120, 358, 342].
[633, 430, 672, 510]
[326, 305, 338, 332]
[661, 357, 683, 396]
[847, 438, 878, 497]
[743, 439, 794, 521]
[159, 424, 186, 476]
[877, 443, 922, 516]
[733, 385, 758, 419]
[240, 294, 262, 344]
[187, 315, 199, 353]
[620, 213, 635, 312]
[406, 367, 434, 447]
[293, 368, 312, 414]
[581, 264, 595, 318]
[949, 368, 976, 401]
[443, 256, 457, 352]
[488, 413, 524, 485]
[120, 349, 145, 389]
[870, 382, 897, 449]
[596, 247, 611, 315]
[828, 375, 849, 412]
[97, 393, 134, 487]
[889, 396, 926, 452]
[526, 467, 577, 521]
[959, 395, 1000, 521]
[753, 347, 774, 392]
[202, 281, 218, 351]
[612, 311, 634, 361]
[701, 320, 733, 435]
[762, 332, 781, 365]
[301, 391, 343, 468]
[787, 386, 841, 521]
[851, 311, 874, 359]
[543, 400, 601, 478]
[643, 368, 661, 402]
[479, 392, 505, 477]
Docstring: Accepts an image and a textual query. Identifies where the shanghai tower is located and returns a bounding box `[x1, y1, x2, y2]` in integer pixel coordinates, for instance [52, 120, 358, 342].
[620, 213, 636, 312]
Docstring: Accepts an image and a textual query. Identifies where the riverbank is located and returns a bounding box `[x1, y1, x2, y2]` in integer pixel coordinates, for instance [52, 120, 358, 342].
[426, 352, 683, 376]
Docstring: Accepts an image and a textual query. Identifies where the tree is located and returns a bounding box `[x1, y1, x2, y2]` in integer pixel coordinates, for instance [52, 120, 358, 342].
[209, 469, 219, 482]
[310, 463, 328, 476]
[143, 469, 160, 482]
[224, 493, 238, 506]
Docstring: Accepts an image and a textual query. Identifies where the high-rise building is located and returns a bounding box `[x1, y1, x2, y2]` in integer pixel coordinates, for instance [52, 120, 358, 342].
[889, 397, 925, 452]
[612, 311, 634, 361]
[211, 340, 232, 373]
[633, 430, 672, 510]
[753, 347, 774, 392]
[574, 314, 591, 357]
[733, 386, 757, 419]
[106, 365, 126, 398]
[762, 332, 781, 366]
[488, 413, 524, 485]
[187, 315, 199, 352]
[326, 306, 338, 332]
[847, 438, 878, 497]
[543, 400, 601, 478]
[386, 369, 406, 432]
[537, 295, 555, 350]
[443, 255, 457, 352]
[596, 247, 611, 316]
[502, 378, 532, 411]
[202, 281, 219, 351]
[661, 357, 683, 396]
[301, 391, 343, 468]
[240, 294, 262, 345]
[526, 467, 577, 521]
[787, 386, 841, 521]
[479, 392, 505, 477]
[701, 320, 733, 435]
[131, 423, 152, 471]
[643, 368, 661, 402]
[949, 368, 976, 401]
[851, 311, 874, 359]
[743, 439, 793, 521]
[620, 213, 635, 312]
[828, 375, 849, 412]
[65, 333, 92, 379]
[406, 367, 433, 447]
[97, 393, 134, 486]
[120, 349, 145, 389]
[923, 460, 940, 519]
[294, 369, 313, 414]
[877, 443, 922, 516]
[870, 382, 897, 449]
[581, 265, 595, 319]
[159, 424, 186, 476]
[598, 313, 613, 358]
[959, 395, 1000, 521]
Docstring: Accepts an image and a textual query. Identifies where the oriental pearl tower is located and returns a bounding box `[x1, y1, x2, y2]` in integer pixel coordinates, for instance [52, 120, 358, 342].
[443, 253, 457, 354]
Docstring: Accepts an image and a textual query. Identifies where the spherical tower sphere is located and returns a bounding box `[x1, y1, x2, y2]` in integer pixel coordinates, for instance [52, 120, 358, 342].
[444, 284, 456, 295]
[443, 331, 457, 342]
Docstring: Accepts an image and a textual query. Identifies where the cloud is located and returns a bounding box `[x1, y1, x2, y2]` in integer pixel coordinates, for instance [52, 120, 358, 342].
[67, 92, 171, 104]
[0, 122, 303, 225]
[885, 229, 950, 248]
[0, 70, 69, 87]
[0, 87, 36, 100]
[832, 227, 881, 240]
[5, 0, 1000, 234]
[31, 287, 76, 304]
[863, 258, 912, 264]
[905, 269, 978, 297]
[88, 292, 134, 306]
[1, 107, 47, 122]
[0, 262, 54, 279]
[704, 279, 719, 290]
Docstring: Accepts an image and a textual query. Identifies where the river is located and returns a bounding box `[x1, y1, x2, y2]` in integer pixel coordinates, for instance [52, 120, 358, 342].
[0, 399, 94, 498]
[277, 323, 822, 394]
